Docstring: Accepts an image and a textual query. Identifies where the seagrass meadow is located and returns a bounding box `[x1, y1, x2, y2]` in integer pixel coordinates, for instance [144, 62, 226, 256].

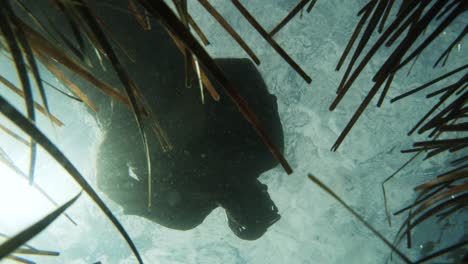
[0, 0, 466, 263]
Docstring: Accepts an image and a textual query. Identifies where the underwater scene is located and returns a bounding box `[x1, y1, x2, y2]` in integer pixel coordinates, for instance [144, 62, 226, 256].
[0, 0, 466, 263]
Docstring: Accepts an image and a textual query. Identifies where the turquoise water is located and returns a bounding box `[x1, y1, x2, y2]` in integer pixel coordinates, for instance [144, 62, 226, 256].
[0, 0, 466, 263]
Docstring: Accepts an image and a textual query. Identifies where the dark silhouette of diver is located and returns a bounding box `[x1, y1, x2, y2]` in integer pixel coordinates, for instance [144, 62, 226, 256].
[94, 16, 284, 240]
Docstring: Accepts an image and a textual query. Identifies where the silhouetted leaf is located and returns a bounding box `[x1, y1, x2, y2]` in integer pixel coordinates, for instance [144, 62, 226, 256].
[198, 0, 260, 65]
[307, 174, 412, 264]
[0, 94, 143, 264]
[0, 0, 37, 184]
[269, 0, 310, 37]
[232, 0, 311, 84]
[0, 192, 80, 260]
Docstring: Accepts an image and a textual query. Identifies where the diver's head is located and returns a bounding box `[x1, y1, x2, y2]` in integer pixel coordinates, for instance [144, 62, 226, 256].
[218, 180, 280, 240]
